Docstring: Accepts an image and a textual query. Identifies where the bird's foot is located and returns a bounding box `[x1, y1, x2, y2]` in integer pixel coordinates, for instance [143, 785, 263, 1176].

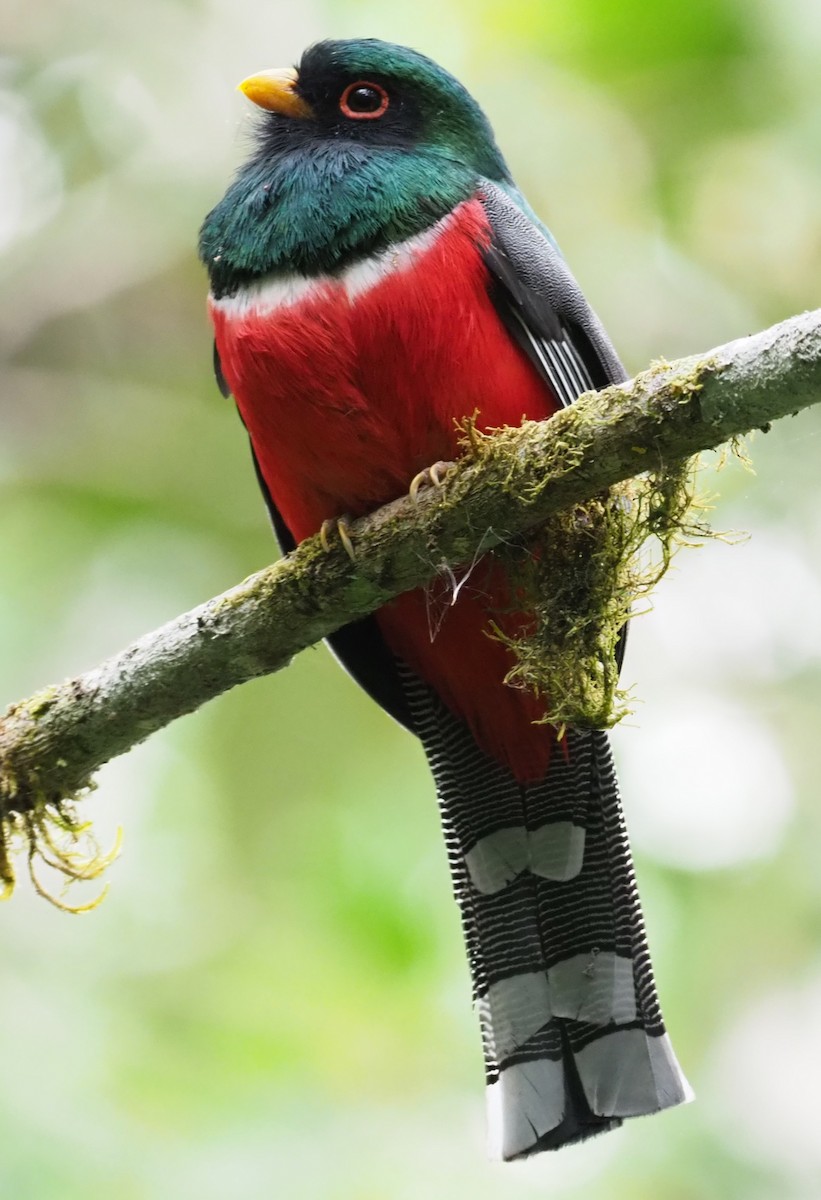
[319, 516, 356, 560]
[409, 460, 452, 504]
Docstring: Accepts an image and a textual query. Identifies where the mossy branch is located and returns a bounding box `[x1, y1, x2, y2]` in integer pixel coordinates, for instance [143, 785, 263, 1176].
[1, 308, 820, 903]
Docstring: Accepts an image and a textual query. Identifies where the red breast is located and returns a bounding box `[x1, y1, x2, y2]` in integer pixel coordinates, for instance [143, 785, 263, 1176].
[210, 197, 561, 780]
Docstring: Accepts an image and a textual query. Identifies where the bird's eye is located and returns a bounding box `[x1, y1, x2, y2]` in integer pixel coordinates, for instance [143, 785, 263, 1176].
[339, 81, 389, 120]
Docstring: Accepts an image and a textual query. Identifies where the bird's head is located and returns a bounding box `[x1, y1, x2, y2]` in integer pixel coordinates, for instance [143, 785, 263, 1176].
[238, 38, 509, 183]
[201, 39, 513, 294]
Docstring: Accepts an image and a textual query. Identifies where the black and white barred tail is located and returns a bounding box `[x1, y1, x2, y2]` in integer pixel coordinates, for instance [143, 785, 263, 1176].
[401, 669, 692, 1160]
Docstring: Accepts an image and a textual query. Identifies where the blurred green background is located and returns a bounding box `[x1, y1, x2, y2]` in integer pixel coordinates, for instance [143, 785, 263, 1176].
[2, 0, 821, 1196]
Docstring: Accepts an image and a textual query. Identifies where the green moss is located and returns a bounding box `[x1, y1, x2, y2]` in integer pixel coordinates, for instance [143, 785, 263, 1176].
[0, 795, 120, 911]
[646, 353, 720, 400]
[1, 700, 117, 911]
[24, 685, 62, 719]
[489, 458, 713, 730]
[447, 361, 725, 732]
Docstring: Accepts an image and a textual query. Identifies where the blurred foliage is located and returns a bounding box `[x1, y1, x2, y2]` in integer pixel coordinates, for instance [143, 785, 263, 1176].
[1, 0, 821, 1197]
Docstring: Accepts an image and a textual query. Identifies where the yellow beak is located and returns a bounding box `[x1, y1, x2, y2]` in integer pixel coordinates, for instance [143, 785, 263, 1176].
[237, 67, 313, 118]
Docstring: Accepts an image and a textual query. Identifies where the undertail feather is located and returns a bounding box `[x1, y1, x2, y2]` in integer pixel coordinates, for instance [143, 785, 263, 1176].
[399, 664, 692, 1161]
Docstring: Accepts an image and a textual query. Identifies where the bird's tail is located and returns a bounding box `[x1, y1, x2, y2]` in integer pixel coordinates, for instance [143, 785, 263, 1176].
[402, 672, 692, 1160]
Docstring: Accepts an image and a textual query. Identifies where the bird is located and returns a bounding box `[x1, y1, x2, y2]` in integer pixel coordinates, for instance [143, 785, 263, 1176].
[200, 38, 691, 1161]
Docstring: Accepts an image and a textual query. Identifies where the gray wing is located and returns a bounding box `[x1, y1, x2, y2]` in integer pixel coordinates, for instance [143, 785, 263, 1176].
[479, 180, 628, 405]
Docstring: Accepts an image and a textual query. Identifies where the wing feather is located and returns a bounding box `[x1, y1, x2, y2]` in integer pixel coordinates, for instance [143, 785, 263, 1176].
[479, 181, 627, 406]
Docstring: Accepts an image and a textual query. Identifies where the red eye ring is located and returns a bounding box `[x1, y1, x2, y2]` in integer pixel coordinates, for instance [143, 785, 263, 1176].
[339, 81, 390, 120]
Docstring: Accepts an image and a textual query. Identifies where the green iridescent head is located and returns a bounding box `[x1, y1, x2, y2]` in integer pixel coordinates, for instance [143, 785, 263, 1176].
[200, 39, 512, 296]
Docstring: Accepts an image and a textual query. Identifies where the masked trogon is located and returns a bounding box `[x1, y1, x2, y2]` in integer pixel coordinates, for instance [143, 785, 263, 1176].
[199, 38, 691, 1160]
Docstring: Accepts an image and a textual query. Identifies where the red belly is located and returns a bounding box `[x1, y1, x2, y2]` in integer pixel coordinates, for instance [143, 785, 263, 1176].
[211, 198, 560, 780]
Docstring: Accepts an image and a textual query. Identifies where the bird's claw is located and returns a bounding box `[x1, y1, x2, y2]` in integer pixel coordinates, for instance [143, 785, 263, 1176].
[319, 517, 356, 560]
[409, 460, 452, 504]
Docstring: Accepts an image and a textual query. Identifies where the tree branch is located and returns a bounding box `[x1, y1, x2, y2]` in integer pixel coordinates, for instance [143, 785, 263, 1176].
[2, 309, 820, 826]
